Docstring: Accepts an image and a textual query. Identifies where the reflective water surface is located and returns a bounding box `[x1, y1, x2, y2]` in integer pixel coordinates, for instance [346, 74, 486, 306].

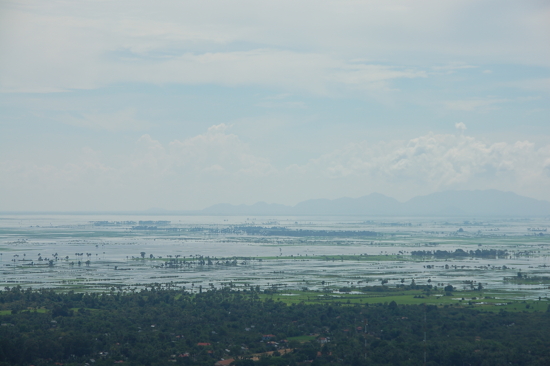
[1, 214, 548, 300]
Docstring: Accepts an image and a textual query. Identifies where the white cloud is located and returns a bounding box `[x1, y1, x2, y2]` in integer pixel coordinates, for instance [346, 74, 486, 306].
[0, 124, 278, 210]
[0, 0, 548, 212]
[165, 124, 274, 176]
[296, 133, 550, 201]
[2, 126, 550, 210]
[1, 0, 548, 94]
[1, 41, 427, 96]
[455, 122, 467, 131]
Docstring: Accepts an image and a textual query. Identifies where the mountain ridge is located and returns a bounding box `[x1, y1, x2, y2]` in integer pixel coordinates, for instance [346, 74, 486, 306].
[201, 190, 550, 216]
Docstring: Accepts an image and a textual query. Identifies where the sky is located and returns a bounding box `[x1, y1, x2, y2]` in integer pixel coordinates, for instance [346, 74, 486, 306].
[1, 0, 549, 211]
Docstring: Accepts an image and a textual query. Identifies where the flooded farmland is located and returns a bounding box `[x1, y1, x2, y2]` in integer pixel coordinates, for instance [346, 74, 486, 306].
[0, 214, 549, 300]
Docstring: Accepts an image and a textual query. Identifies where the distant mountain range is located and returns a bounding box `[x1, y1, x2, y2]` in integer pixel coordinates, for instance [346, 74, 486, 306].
[201, 190, 550, 216]
[7, 190, 547, 217]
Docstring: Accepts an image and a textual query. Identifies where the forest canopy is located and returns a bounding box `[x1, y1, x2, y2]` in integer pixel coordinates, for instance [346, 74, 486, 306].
[0, 286, 549, 366]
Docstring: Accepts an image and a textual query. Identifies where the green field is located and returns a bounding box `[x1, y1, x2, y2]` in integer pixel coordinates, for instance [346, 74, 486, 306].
[287, 335, 318, 342]
[260, 288, 550, 312]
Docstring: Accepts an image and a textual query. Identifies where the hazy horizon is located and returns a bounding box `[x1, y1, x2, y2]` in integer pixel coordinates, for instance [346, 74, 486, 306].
[2, 189, 550, 217]
[1, 1, 549, 211]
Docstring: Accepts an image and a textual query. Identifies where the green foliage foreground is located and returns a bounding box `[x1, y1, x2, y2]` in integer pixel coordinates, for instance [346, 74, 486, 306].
[0, 286, 549, 366]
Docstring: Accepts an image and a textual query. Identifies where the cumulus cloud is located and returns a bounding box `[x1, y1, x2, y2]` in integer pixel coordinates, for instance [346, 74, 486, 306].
[0, 124, 278, 210]
[165, 124, 274, 176]
[301, 133, 550, 200]
[455, 122, 467, 132]
[1, 126, 550, 210]
[127, 124, 276, 182]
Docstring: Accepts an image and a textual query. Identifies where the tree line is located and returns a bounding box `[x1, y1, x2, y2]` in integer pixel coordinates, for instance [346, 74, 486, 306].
[411, 248, 508, 259]
[0, 286, 549, 366]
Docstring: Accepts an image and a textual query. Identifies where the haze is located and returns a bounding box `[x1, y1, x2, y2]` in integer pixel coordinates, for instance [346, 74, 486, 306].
[1, 0, 549, 212]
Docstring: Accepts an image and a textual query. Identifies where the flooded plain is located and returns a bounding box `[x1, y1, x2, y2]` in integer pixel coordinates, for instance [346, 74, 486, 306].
[0, 214, 549, 300]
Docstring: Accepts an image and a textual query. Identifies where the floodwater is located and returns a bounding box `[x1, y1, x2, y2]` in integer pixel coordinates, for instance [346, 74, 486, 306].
[0, 214, 549, 299]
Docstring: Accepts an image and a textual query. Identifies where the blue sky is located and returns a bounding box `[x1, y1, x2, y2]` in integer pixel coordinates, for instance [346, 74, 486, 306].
[1, 0, 549, 211]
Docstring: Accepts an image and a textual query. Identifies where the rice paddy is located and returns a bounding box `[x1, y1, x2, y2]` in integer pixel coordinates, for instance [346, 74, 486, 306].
[1, 214, 549, 309]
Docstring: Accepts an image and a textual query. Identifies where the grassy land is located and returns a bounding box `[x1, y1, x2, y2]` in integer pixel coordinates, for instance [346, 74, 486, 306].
[287, 335, 318, 342]
[259, 288, 550, 312]
[258, 254, 414, 261]
[0, 287, 548, 315]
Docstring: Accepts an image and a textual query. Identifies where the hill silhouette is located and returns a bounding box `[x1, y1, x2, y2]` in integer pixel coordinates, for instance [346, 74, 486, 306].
[201, 190, 550, 216]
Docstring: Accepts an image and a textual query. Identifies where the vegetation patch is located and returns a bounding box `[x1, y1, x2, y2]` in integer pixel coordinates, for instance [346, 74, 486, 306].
[1, 286, 550, 366]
